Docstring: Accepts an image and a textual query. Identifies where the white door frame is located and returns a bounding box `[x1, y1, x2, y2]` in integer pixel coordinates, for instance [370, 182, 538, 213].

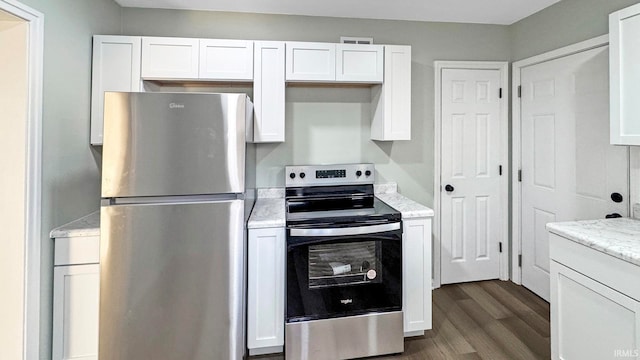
[433, 61, 510, 288]
[510, 35, 635, 284]
[0, 1, 44, 359]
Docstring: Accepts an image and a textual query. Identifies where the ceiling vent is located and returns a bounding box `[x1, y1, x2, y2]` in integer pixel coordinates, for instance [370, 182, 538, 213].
[340, 36, 374, 45]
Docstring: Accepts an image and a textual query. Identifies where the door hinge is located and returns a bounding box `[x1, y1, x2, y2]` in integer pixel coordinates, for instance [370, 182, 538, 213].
[518, 254, 522, 267]
[518, 85, 522, 98]
[499, 242, 503, 253]
[518, 169, 522, 182]
[499, 165, 503, 176]
[499, 88, 503, 99]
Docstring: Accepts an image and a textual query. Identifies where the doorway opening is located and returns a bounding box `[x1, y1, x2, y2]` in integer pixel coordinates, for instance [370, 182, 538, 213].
[0, 1, 44, 359]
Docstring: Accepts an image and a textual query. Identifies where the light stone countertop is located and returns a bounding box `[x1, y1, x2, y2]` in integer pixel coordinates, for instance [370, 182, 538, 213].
[547, 218, 640, 267]
[375, 182, 434, 218]
[247, 190, 286, 229]
[50, 211, 100, 238]
[375, 192, 435, 218]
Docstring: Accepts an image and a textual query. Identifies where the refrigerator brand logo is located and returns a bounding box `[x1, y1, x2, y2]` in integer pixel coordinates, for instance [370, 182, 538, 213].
[340, 299, 353, 305]
[169, 103, 185, 109]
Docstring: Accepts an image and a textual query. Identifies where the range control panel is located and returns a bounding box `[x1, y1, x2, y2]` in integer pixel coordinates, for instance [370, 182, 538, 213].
[285, 163, 375, 187]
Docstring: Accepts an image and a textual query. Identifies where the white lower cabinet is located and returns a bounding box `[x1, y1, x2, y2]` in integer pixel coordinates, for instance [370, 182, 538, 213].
[52, 264, 100, 360]
[52, 233, 100, 360]
[550, 233, 640, 360]
[247, 227, 286, 355]
[402, 217, 433, 336]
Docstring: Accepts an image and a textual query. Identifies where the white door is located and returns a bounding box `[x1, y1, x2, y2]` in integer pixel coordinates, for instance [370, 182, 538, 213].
[441, 69, 504, 284]
[520, 46, 629, 301]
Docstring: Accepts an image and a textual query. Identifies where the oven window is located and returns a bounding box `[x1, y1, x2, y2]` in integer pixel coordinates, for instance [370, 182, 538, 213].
[308, 241, 381, 289]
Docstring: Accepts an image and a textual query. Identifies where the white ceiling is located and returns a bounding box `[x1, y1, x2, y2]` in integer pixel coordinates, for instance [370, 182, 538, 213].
[115, 0, 561, 25]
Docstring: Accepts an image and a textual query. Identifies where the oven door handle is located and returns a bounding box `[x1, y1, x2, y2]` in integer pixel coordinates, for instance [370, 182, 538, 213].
[289, 222, 401, 237]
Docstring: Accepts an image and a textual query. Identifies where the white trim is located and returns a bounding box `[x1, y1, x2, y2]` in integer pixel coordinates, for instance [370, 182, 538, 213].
[0, 1, 43, 360]
[433, 61, 509, 288]
[511, 35, 610, 284]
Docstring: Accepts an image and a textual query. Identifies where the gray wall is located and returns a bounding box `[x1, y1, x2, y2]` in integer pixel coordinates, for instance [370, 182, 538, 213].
[122, 8, 512, 206]
[510, 0, 640, 60]
[15, 0, 121, 358]
[510, 0, 640, 210]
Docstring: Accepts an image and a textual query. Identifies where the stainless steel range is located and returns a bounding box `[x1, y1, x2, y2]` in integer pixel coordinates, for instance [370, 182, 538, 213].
[285, 163, 404, 360]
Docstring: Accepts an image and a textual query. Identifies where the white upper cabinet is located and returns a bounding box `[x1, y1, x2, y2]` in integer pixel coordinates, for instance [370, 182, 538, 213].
[336, 44, 384, 83]
[371, 45, 412, 141]
[199, 39, 254, 80]
[253, 41, 286, 143]
[286, 42, 336, 82]
[91, 35, 141, 145]
[610, 3, 640, 146]
[141, 37, 199, 79]
[286, 42, 384, 83]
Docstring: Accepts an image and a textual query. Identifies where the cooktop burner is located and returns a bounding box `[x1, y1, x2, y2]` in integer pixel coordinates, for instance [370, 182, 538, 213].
[285, 164, 401, 228]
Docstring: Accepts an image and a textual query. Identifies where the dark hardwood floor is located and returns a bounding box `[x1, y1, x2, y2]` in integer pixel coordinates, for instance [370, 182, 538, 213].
[252, 280, 550, 360]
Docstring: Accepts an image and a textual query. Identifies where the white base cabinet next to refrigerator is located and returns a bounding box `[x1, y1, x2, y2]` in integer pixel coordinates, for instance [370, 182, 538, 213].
[247, 227, 286, 356]
[52, 234, 100, 360]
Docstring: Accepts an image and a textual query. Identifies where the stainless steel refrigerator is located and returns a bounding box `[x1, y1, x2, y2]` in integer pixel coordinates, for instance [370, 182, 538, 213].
[99, 92, 255, 360]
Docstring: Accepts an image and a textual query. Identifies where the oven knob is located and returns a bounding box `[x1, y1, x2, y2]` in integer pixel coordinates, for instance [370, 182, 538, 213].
[289, 172, 296, 179]
[365, 170, 372, 176]
[300, 172, 306, 179]
[356, 170, 362, 177]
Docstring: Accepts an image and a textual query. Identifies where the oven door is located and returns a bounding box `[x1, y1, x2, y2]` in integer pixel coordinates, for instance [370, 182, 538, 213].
[286, 222, 402, 323]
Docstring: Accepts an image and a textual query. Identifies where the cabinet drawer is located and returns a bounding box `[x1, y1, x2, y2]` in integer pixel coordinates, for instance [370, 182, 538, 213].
[54, 236, 100, 266]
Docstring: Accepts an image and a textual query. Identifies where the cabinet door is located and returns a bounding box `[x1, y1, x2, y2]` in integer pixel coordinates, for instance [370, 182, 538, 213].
[610, 4, 640, 145]
[247, 227, 285, 355]
[336, 44, 384, 83]
[402, 218, 432, 335]
[52, 264, 100, 360]
[285, 42, 336, 82]
[90, 35, 141, 145]
[551, 261, 640, 360]
[253, 41, 285, 143]
[141, 37, 199, 79]
[199, 39, 254, 80]
[371, 45, 412, 141]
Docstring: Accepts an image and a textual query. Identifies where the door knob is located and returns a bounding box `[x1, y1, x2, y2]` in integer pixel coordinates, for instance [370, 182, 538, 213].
[445, 184, 454, 192]
[605, 213, 622, 219]
[611, 192, 623, 203]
